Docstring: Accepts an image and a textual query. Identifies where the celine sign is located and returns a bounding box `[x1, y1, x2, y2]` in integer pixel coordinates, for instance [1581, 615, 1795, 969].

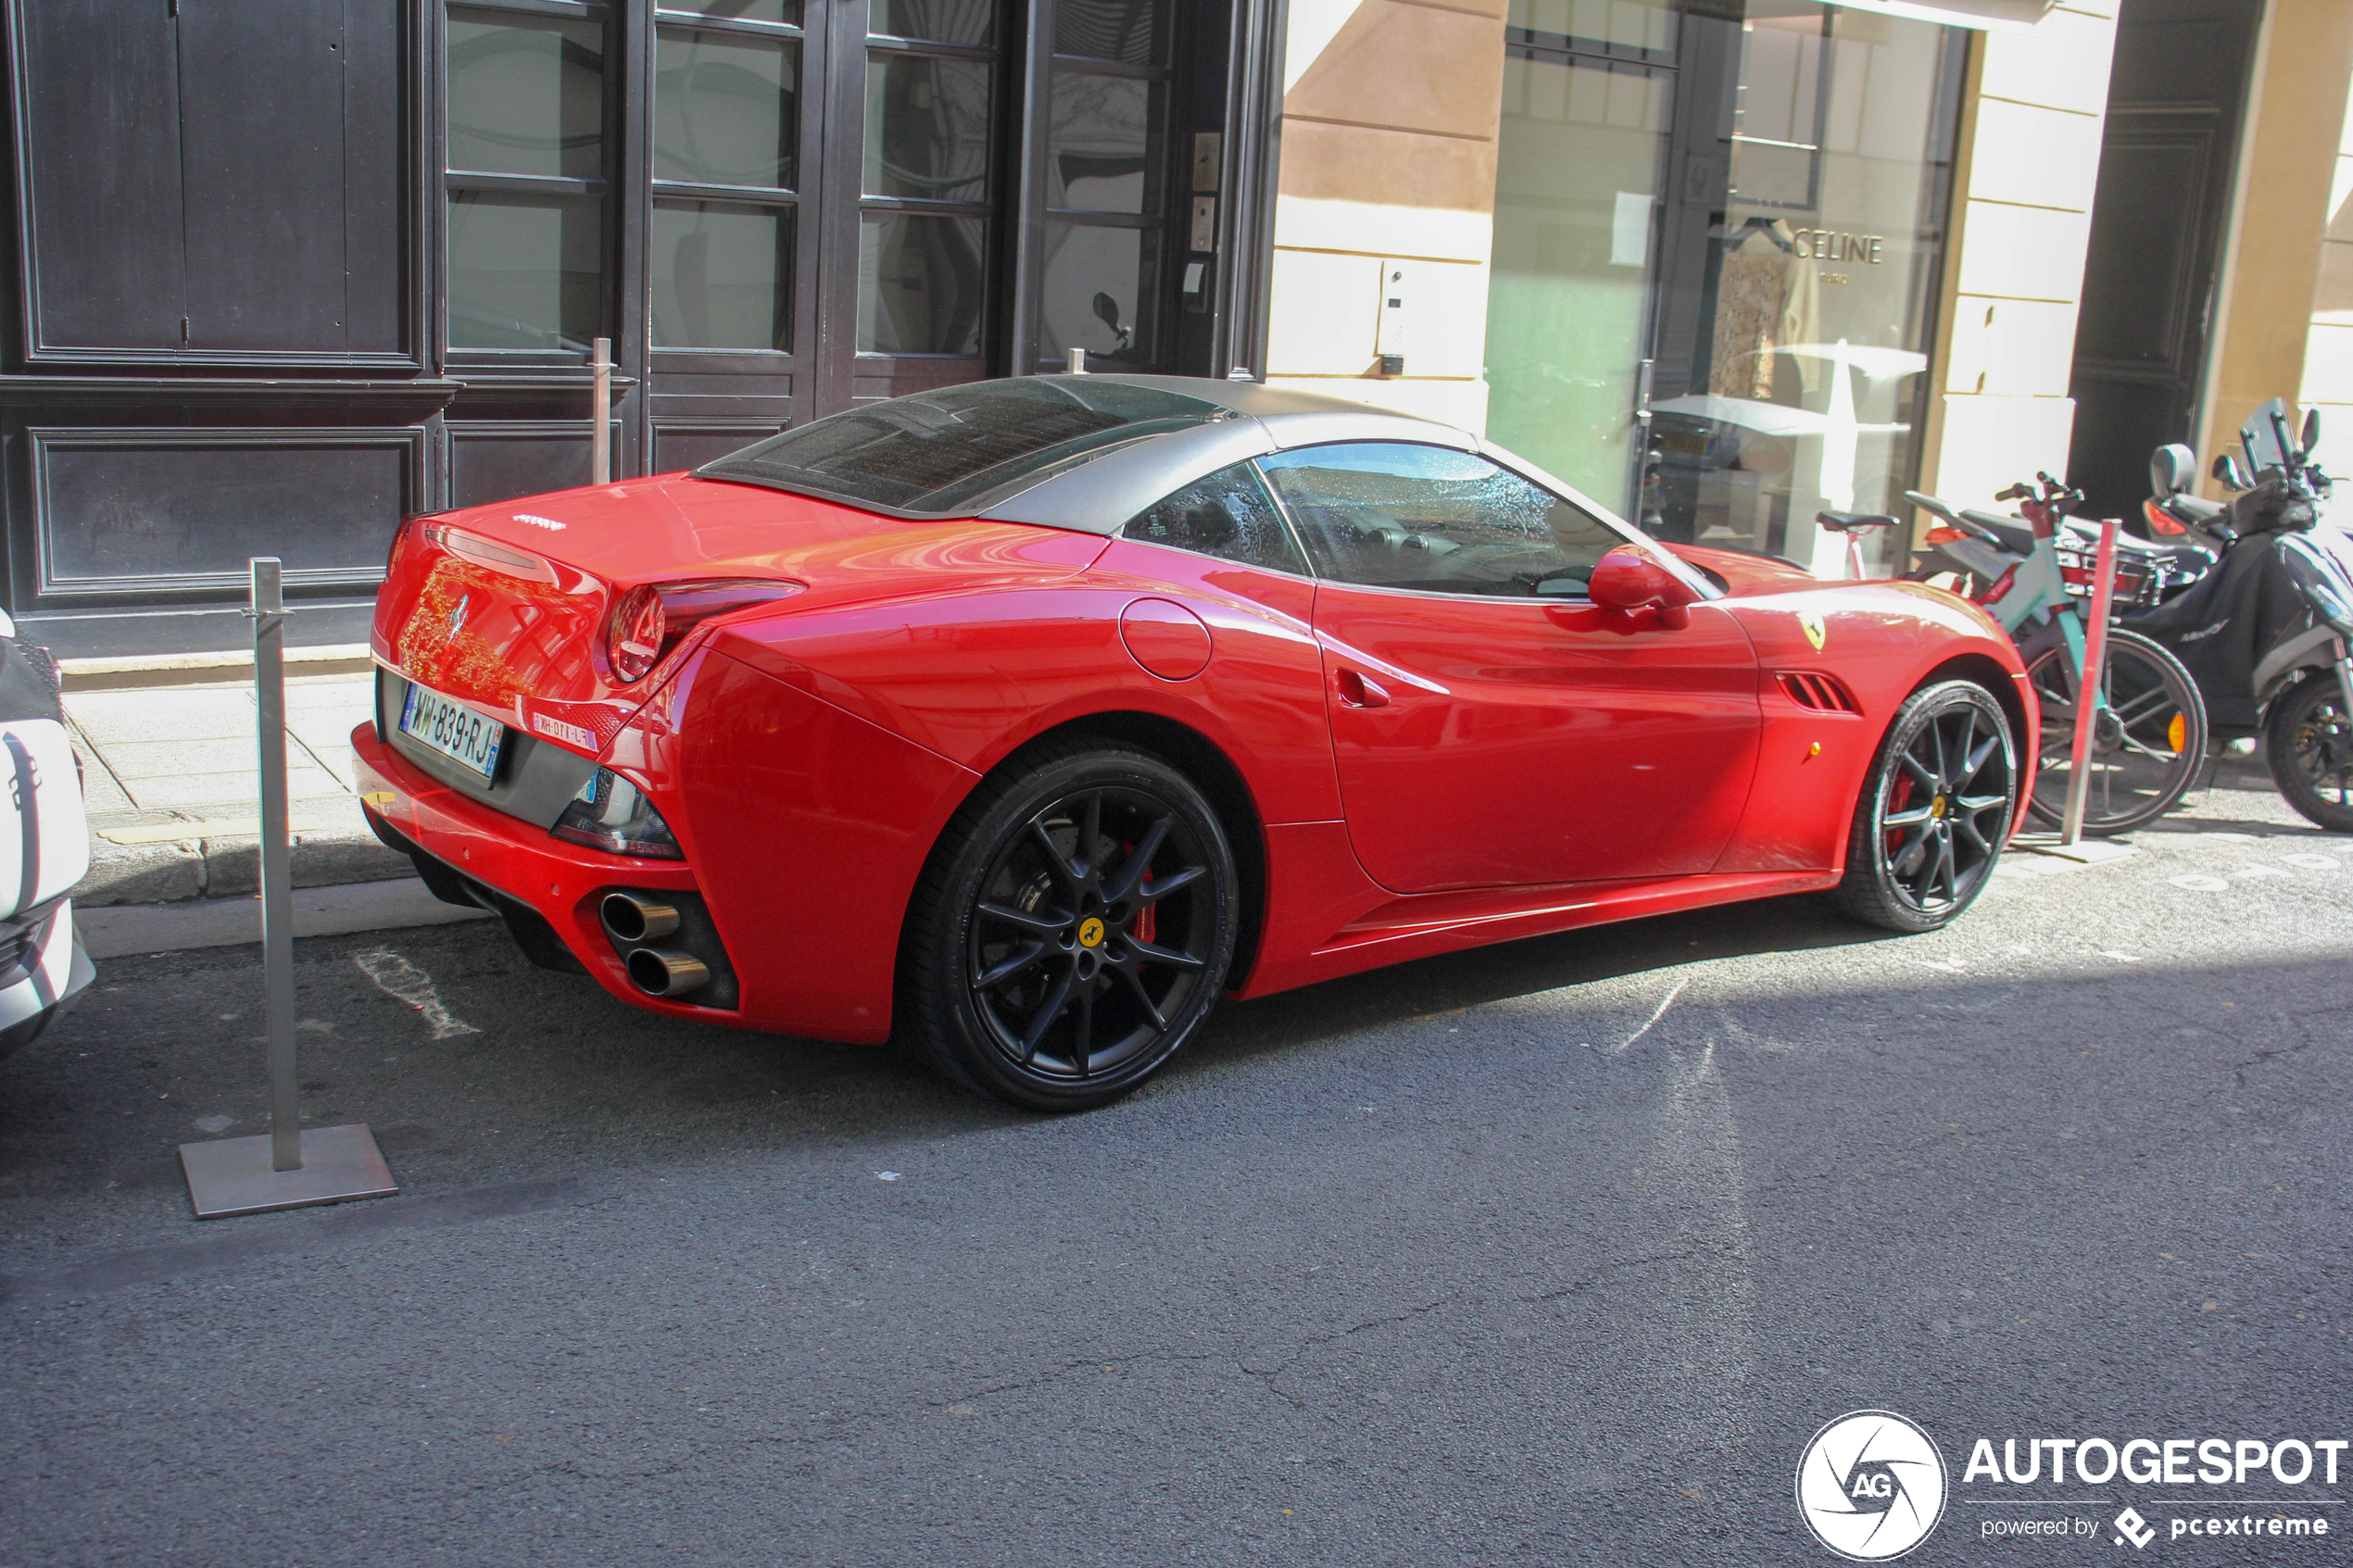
[1792, 231, 1885, 264]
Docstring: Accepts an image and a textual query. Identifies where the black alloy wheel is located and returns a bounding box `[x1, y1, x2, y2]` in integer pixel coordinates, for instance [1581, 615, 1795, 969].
[900, 738, 1239, 1110]
[2265, 669, 2353, 834]
[1831, 680, 2019, 934]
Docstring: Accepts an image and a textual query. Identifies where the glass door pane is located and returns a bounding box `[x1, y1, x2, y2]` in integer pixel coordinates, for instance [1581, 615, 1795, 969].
[1482, 51, 1670, 509]
[445, 6, 609, 357]
[645, 0, 824, 458]
[1026, 0, 1171, 373]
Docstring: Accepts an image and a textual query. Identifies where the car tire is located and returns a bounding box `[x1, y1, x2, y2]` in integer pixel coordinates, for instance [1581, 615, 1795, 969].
[899, 736, 1239, 1111]
[2265, 670, 2353, 834]
[1831, 679, 2019, 935]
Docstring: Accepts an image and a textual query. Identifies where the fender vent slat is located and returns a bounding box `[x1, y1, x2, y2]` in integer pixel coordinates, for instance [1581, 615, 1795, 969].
[1778, 671, 1862, 714]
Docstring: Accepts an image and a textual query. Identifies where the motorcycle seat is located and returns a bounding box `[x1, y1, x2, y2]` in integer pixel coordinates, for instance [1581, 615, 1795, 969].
[1958, 509, 2037, 554]
[1817, 511, 1900, 533]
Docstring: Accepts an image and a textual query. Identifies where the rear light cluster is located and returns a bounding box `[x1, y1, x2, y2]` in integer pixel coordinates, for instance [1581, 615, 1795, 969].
[553, 769, 684, 859]
[602, 576, 804, 684]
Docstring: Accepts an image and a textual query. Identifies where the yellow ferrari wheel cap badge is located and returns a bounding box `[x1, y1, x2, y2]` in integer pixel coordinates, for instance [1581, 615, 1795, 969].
[1798, 610, 1828, 652]
[1077, 917, 1105, 948]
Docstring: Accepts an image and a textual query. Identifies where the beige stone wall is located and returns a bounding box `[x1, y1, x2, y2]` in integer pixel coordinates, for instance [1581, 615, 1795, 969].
[2284, 9, 2353, 464]
[2200, 0, 2353, 481]
[1263, 0, 1504, 431]
[1915, 2, 2120, 516]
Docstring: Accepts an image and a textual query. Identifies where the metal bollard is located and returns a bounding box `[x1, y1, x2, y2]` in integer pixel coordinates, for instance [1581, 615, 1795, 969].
[2059, 519, 2120, 845]
[590, 335, 613, 484]
[175, 560, 398, 1218]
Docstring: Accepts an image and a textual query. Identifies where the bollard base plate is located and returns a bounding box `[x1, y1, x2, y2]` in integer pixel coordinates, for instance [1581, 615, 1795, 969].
[179, 1123, 397, 1220]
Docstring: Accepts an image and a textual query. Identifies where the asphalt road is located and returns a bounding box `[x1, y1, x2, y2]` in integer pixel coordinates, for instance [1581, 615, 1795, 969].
[5, 764, 2352, 1567]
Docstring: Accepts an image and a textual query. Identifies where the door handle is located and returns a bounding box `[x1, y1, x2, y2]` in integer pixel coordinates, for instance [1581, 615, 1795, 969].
[1334, 668, 1391, 709]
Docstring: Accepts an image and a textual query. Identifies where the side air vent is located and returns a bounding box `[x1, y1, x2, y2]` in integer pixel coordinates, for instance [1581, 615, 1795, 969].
[1778, 671, 1862, 715]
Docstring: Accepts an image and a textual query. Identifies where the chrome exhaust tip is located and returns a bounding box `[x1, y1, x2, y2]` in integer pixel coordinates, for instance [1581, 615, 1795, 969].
[626, 947, 711, 997]
[601, 892, 680, 944]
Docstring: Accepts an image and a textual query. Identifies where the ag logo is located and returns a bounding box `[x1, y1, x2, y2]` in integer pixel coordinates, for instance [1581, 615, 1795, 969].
[1795, 1410, 1947, 1561]
[1798, 609, 1829, 651]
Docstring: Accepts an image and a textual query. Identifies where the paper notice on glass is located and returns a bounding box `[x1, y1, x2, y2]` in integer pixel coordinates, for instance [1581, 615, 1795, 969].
[1612, 192, 1652, 269]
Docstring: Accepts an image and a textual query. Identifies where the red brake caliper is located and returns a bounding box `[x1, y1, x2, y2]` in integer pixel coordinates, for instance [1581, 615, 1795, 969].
[1136, 871, 1156, 946]
[1886, 773, 1915, 855]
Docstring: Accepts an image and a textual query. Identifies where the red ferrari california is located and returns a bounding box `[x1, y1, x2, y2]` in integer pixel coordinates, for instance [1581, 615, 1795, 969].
[354, 375, 2033, 1109]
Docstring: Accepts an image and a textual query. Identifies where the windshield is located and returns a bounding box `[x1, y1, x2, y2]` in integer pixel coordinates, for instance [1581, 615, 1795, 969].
[2241, 396, 2298, 476]
[698, 379, 1221, 516]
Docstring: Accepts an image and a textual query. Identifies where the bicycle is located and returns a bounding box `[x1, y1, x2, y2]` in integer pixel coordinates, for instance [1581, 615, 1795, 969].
[1887, 474, 2209, 834]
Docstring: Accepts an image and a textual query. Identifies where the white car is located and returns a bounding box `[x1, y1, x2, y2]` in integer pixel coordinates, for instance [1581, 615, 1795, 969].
[0, 619, 92, 1059]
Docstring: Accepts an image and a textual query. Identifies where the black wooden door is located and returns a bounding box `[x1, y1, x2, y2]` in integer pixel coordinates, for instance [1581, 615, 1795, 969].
[2066, 0, 2259, 516]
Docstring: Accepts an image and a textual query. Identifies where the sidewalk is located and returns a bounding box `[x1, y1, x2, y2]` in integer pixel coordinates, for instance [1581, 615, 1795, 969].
[64, 659, 412, 908]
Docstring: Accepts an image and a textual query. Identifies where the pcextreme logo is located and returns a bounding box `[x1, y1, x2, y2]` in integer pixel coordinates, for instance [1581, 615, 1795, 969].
[1796, 1410, 1950, 1561]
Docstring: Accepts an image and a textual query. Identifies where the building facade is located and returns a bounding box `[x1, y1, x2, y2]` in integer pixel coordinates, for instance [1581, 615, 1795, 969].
[0, 0, 1282, 657]
[6, 0, 2351, 659]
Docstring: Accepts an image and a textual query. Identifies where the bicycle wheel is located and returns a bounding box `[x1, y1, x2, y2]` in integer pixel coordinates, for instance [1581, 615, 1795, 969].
[2022, 625, 2208, 833]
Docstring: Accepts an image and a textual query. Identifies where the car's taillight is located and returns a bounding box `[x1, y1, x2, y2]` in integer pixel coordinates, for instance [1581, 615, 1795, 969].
[551, 768, 685, 858]
[606, 584, 666, 684]
[601, 576, 804, 684]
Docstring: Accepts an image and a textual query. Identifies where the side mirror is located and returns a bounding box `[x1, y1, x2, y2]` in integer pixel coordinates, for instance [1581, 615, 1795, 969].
[1587, 545, 1698, 631]
[2213, 452, 2253, 491]
[2149, 444, 2196, 499]
[1091, 291, 1131, 350]
[2304, 406, 2322, 458]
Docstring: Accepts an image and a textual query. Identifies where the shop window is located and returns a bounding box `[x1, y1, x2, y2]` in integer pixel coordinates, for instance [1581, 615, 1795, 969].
[1256, 444, 1625, 598]
[1483, 1, 1966, 578]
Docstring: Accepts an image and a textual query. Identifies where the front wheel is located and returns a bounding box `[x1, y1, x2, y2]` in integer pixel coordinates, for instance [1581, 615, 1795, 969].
[2022, 626, 2208, 834]
[898, 737, 1239, 1111]
[1831, 680, 2019, 934]
[2266, 668, 2353, 833]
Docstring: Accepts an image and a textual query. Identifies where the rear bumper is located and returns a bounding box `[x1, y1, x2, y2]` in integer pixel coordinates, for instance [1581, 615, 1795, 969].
[350, 721, 750, 1029]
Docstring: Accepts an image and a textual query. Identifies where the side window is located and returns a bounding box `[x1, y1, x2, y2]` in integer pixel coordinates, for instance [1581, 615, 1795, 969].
[1255, 442, 1627, 597]
[1123, 461, 1310, 575]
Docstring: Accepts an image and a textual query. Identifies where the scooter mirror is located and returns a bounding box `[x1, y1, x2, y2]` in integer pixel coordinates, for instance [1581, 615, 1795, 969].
[2213, 451, 2253, 491]
[2304, 406, 2322, 458]
[2149, 444, 2196, 498]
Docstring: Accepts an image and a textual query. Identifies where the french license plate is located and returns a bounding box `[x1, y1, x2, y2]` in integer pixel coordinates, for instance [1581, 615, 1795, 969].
[398, 682, 505, 782]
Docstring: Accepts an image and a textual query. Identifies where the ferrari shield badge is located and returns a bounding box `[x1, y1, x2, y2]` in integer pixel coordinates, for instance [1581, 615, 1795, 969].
[1798, 609, 1827, 651]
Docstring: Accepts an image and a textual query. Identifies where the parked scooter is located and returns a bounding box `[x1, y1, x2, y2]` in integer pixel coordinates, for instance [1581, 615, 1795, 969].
[2122, 399, 2353, 832]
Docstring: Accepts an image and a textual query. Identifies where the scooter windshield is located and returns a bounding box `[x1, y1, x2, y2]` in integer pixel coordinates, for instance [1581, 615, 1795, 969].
[2242, 396, 2299, 477]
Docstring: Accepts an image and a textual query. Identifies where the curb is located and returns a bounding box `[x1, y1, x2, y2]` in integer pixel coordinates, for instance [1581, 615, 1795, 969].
[79, 800, 412, 908]
[79, 877, 495, 960]
[59, 643, 374, 693]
